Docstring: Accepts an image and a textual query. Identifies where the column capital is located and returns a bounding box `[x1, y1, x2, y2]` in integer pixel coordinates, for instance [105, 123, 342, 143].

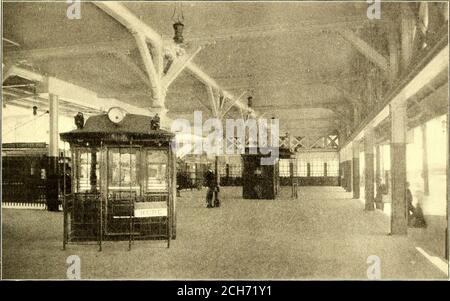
[390, 97, 407, 111]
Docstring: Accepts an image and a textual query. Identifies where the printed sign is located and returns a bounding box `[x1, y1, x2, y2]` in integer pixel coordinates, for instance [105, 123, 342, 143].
[134, 202, 167, 217]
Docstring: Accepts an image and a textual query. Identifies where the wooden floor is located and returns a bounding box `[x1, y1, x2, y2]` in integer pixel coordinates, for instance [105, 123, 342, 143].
[2, 187, 447, 279]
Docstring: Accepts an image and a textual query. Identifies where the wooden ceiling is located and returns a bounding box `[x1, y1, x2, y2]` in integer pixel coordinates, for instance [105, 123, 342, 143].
[3, 1, 397, 138]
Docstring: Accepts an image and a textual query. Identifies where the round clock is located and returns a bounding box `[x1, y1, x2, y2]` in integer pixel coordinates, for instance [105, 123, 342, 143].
[107, 107, 126, 124]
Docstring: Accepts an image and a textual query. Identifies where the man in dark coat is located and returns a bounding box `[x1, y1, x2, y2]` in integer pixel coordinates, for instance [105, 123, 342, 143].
[204, 168, 216, 208]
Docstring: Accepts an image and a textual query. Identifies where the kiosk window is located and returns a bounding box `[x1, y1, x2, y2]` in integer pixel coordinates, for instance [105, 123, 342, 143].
[76, 149, 100, 192]
[146, 151, 168, 193]
[108, 148, 140, 190]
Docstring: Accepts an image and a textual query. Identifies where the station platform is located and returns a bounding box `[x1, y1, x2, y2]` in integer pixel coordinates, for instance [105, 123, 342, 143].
[2, 186, 447, 279]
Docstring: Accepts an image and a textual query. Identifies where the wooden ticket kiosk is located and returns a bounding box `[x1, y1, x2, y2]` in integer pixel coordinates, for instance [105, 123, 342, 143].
[242, 147, 292, 199]
[60, 108, 176, 250]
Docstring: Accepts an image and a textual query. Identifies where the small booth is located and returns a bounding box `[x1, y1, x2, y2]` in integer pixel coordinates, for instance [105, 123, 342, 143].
[60, 108, 176, 250]
[242, 147, 292, 199]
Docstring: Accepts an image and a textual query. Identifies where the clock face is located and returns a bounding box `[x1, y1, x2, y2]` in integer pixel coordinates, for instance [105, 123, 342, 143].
[107, 107, 126, 124]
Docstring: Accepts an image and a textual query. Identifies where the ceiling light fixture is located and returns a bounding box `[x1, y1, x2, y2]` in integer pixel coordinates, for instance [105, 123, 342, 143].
[172, 3, 185, 44]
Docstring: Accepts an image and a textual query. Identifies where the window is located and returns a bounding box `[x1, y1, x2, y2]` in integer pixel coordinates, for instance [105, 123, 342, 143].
[229, 164, 242, 178]
[76, 149, 100, 192]
[326, 160, 339, 176]
[146, 151, 168, 193]
[108, 148, 140, 191]
[279, 159, 290, 177]
[219, 163, 242, 178]
[310, 159, 324, 177]
[295, 160, 307, 177]
[219, 164, 227, 177]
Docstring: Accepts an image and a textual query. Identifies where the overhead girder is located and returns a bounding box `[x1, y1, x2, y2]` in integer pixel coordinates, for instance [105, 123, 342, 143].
[93, 1, 256, 118]
[338, 29, 389, 74]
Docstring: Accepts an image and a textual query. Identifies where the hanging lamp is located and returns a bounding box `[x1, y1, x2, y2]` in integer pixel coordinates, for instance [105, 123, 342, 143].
[172, 3, 185, 44]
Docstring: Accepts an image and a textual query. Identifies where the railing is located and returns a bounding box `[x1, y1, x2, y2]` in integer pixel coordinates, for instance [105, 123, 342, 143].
[225, 134, 339, 153]
[2, 180, 48, 209]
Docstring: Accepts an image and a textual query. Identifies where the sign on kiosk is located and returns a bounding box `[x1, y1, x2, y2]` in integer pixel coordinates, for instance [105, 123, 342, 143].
[134, 202, 168, 217]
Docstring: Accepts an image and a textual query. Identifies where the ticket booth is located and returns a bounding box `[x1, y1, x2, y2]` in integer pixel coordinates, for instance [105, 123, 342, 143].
[60, 108, 176, 250]
[242, 147, 292, 199]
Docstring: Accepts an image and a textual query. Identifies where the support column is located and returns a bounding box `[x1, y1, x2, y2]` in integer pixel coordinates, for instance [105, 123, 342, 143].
[364, 130, 375, 210]
[347, 159, 352, 192]
[214, 155, 220, 204]
[215, 156, 220, 186]
[346, 146, 352, 192]
[47, 93, 59, 211]
[375, 144, 382, 203]
[352, 141, 360, 199]
[290, 160, 296, 198]
[421, 123, 429, 195]
[390, 99, 408, 235]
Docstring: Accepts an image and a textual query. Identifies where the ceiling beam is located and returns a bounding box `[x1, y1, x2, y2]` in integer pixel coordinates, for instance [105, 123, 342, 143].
[173, 73, 360, 90]
[177, 15, 382, 44]
[338, 29, 389, 73]
[281, 117, 338, 122]
[220, 91, 247, 119]
[162, 46, 202, 90]
[283, 125, 336, 130]
[41, 76, 151, 116]
[93, 1, 255, 117]
[112, 52, 153, 92]
[3, 65, 153, 120]
[3, 65, 44, 83]
[252, 101, 351, 111]
[185, 63, 255, 115]
[346, 42, 448, 147]
[206, 85, 218, 117]
[3, 40, 134, 61]
[280, 117, 339, 127]
[222, 80, 358, 91]
[93, 1, 165, 110]
[329, 85, 362, 105]
[133, 31, 162, 107]
[93, 2, 162, 46]
[3, 16, 380, 61]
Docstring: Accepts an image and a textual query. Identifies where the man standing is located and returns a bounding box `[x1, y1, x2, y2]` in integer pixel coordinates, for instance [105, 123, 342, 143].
[204, 167, 216, 208]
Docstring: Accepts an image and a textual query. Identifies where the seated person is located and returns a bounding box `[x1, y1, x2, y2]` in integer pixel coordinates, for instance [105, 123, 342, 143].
[407, 182, 427, 228]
